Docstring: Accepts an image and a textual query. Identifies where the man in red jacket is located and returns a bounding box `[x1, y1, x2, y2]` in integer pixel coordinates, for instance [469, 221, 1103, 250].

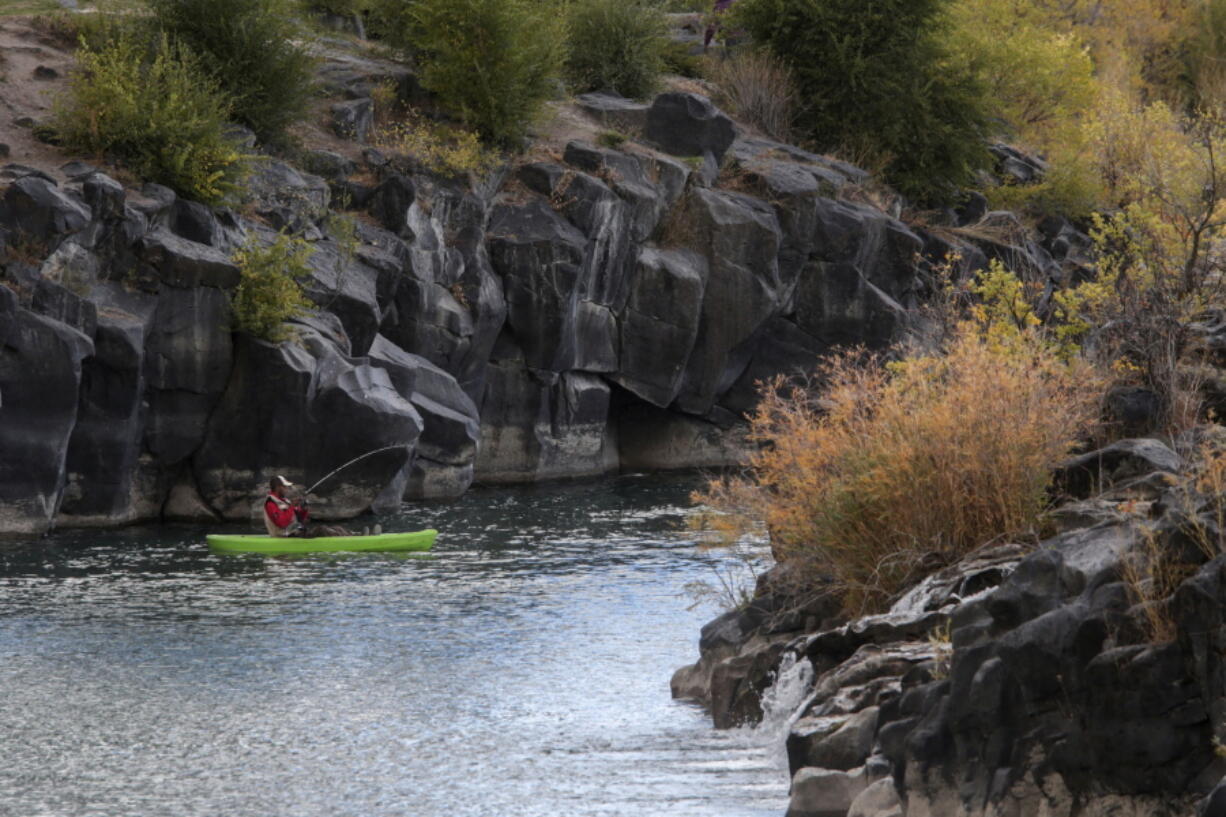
[264, 475, 309, 537]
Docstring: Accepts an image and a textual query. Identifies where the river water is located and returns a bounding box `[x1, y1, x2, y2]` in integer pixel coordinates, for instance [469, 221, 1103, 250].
[0, 474, 796, 817]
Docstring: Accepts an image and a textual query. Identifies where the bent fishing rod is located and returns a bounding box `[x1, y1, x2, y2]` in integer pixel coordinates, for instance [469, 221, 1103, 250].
[301, 445, 409, 497]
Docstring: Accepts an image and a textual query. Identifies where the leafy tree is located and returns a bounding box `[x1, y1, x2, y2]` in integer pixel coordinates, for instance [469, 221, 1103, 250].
[946, 0, 1096, 140]
[564, 0, 668, 100]
[148, 0, 317, 140]
[53, 33, 244, 204]
[729, 0, 992, 201]
[379, 0, 565, 146]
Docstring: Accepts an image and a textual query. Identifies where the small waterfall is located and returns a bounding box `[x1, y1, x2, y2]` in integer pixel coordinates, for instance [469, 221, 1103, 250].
[752, 649, 815, 769]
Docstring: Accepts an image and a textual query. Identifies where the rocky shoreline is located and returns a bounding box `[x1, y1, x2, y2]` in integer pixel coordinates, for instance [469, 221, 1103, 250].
[674, 435, 1226, 817]
[0, 22, 1079, 535]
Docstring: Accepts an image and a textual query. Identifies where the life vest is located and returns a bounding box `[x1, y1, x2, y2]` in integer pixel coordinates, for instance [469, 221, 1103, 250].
[263, 494, 302, 537]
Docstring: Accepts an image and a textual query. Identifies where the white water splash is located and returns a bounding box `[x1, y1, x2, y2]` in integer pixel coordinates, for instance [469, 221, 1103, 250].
[751, 650, 815, 769]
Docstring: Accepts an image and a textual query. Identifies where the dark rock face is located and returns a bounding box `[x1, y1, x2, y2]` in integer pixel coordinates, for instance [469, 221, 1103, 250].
[0, 175, 90, 242]
[144, 286, 234, 465]
[671, 188, 784, 414]
[136, 229, 241, 290]
[791, 198, 923, 350]
[194, 324, 423, 521]
[609, 247, 707, 406]
[1, 84, 947, 531]
[367, 334, 480, 499]
[487, 198, 589, 373]
[1053, 437, 1182, 500]
[0, 285, 94, 534]
[60, 306, 155, 524]
[246, 159, 330, 236]
[476, 353, 616, 483]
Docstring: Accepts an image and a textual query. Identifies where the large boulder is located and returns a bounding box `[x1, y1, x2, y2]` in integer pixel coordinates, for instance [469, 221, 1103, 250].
[368, 335, 480, 499]
[194, 323, 423, 521]
[575, 92, 650, 134]
[486, 198, 588, 373]
[134, 228, 241, 290]
[144, 286, 234, 466]
[790, 198, 923, 350]
[786, 766, 872, 817]
[0, 286, 94, 534]
[1053, 438, 1182, 500]
[59, 304, 157, 524]
[669, 188, 784, 414]
[645, 92, 736, 165]
[609, 247, 708, 406]
[0, 175, 90, 242]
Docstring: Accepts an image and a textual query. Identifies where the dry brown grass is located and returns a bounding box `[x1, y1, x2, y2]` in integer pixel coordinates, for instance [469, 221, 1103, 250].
[694, 324, 1103, 615]
[703, 49, 798, 143]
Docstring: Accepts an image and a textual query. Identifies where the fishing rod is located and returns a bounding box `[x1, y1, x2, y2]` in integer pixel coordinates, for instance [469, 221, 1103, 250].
[302, 445, 409, 497]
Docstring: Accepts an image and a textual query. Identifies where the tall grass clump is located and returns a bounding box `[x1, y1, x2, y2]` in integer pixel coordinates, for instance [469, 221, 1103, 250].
[380, 0, 564, 146]
[148, 0, 316, 140]
[704, 49, 797, 142]
[728, 0, 991, 202]
[564, 0, 668, 99]
[53, 33, 243, 204]
[696, 324, 1102, 615]
[231, 233, 315, 342]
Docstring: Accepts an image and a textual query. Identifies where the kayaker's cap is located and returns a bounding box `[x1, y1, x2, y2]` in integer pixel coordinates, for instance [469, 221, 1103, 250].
[272, 475, 294, 489]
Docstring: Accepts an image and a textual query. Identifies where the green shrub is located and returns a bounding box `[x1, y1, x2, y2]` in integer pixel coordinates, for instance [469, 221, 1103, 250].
[729, 0, 991, 202]
[564, 0, 668, 99]
[52, 33, 244, 204]
[231, 232, 315, 342]
[661, 39, 705, 78]
[596, 129, 627, 148]
[148, 0, 316, 140]
[380, 0, 564, 146]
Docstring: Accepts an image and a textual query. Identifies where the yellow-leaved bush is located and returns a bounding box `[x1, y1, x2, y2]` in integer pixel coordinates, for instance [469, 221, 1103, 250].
[694, 323, 1102, 616]
[53, 33, 244, 205]
[374, 112, 499, 178]
[231, 233, 315, 342]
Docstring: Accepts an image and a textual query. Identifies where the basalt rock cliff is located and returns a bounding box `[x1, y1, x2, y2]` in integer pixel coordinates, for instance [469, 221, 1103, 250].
[0, 31, 1077, 534]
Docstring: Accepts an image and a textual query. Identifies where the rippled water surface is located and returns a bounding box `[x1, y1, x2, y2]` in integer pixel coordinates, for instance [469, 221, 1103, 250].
[0, 475, 792, 817]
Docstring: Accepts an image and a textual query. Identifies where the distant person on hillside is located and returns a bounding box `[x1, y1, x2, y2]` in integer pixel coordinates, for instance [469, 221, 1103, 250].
[704, 0, 738, 50]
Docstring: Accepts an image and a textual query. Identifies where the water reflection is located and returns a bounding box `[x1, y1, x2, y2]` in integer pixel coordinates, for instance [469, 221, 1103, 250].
[0, 474, 787, 817]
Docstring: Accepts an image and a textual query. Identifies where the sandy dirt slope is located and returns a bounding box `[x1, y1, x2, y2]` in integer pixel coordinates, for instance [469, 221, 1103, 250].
[0, 15, 80, 180]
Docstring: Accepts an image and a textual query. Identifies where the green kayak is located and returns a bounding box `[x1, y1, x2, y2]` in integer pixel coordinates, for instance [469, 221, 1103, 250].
[207, 529, 437, 555]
